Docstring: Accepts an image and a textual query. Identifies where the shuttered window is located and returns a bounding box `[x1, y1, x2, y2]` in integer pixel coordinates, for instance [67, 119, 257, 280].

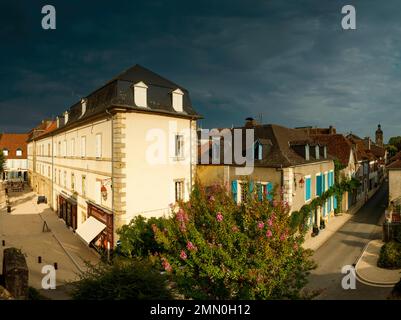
[305, 177, 311, 201]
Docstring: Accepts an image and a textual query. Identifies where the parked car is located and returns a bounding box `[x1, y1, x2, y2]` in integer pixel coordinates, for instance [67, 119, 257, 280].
[37, 196, 47, 204]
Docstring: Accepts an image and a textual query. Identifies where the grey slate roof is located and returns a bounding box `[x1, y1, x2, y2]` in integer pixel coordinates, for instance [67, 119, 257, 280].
[55, 64, 201, 132]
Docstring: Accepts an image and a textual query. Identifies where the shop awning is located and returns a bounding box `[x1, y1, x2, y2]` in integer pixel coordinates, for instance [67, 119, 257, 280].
[76, 217, 106, 245]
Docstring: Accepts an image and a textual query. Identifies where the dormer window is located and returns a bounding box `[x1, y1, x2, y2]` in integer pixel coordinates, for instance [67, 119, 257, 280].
[16, 148, 22, 157]
[56, 117, 60, 128]
[172, 88, 184, 112]
[305, 145, 310, 161]
[64, 111, 69, 125]
[81, 98, 87, 117]
[255, 141, 263, 160]
[3, 149, 8, 156]
[133, 81, 148, 108]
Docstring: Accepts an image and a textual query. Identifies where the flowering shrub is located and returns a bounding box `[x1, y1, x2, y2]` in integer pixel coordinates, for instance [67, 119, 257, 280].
[152, 182, 315, 300]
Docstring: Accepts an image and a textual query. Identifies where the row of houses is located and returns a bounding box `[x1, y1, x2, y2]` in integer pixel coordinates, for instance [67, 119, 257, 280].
[1, 64, 388, 251]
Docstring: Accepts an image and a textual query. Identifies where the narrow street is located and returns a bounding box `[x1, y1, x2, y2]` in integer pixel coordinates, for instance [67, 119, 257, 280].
[305, 183, 394, 299]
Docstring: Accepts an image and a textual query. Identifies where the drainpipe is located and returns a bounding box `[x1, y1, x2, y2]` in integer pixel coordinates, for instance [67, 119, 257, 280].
[106, 108, 114, 247]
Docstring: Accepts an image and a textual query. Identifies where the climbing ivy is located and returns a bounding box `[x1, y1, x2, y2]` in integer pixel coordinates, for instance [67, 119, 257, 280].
[290, 177, 360, 233]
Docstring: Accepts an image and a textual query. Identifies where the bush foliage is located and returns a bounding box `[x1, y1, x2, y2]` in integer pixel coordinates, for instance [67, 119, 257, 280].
[70, 258, 173, 300]
[378, 241, 401, 269]
[118, 182, 316, 300]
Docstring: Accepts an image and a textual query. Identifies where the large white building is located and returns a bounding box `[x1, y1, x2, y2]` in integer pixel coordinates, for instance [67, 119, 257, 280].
[28, 65, 200, 251]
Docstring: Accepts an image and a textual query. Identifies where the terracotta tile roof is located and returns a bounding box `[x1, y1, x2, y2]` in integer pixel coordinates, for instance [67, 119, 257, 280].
[387, 159, 401, 170]
[310, 134, 352, 166]
[0, 133, 29, 159]
[389, 151, 401, 163]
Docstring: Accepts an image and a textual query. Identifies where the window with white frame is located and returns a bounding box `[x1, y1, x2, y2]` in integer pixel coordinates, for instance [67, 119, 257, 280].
[3, 149, 8, 156]
[81, 136, 86, 157]
[175, 135, 184, 158]
[16, 148, 22, 157]
[96, 134, 102, 159]
[63, 140, 67, 157]
[71, 138, 75, 157]
[71, 172, 75, 191]
[82, 175, 86, 197]
[175, 180, 184, 202]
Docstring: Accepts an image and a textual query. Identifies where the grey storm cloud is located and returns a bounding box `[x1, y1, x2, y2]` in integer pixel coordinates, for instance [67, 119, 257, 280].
[1, 0, 401, 142]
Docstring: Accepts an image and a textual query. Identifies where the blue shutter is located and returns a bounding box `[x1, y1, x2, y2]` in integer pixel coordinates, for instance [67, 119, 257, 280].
[231, 180, 238, 203]
[316, 175, 322, 196]
[305, 177, 311, 201]
[258, 144, 263, 160]
[267, 182, 273, 201]
[334, 195, 338, 209]
[249, 181, 254, 194]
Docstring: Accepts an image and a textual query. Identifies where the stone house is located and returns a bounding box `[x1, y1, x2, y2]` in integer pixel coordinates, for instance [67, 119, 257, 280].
[197, 120, 335, 228]
[27, 64, 201, 250]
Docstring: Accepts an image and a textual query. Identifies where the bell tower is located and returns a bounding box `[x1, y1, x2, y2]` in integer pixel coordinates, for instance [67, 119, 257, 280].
[375, 124, 383, 147]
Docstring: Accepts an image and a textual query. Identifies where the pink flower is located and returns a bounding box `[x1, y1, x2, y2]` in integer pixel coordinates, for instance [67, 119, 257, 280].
[187, 241, 197, 251]
[180, 250, 187, 260]
[280, 234, 286, 241]
[293, 243, 299, 251]
[257, 222, 265, 229]
[209, 195, 215, 202]
[161, 258, 172, 272]
[266, 230, 273, 238]
[232, 225, 239, 232]
[176, 208, 189, 223]
[216, 212, 223, 222]
[267, 218, 273, 227]
[179, 223, 187, 232]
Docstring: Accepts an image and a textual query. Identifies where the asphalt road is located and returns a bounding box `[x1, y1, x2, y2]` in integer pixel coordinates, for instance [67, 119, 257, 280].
[305, 183, 394, 300]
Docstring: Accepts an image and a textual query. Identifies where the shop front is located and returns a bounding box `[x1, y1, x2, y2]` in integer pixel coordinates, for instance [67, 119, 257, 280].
[58, 194, 78, 231]
[76, 201, 114, 253]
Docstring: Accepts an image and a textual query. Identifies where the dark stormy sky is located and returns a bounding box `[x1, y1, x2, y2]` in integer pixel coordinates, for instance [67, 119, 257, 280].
[1, 0, 400, 141]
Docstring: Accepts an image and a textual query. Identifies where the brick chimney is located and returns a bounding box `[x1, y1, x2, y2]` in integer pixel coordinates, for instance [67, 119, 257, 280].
[245, 117, 258, 128]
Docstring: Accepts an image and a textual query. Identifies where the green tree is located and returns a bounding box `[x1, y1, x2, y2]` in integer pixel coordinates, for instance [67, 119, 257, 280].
[117, 215, 167, 257]
[386, 144, 398, 158]
[388, 136, 401, 151]
[151, 183, 316, 300]
[71, 258, 173, 300]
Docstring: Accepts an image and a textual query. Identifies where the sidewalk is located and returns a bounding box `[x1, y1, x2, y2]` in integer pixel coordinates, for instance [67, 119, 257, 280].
[0, 190, 99, 299]
[355, 240, 401, 287]
[303, 186, 380, 251]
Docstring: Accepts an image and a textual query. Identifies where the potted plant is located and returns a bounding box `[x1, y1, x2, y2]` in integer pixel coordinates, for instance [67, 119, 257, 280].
[312, 224, 320, 237]
[320, 220, 326, 230]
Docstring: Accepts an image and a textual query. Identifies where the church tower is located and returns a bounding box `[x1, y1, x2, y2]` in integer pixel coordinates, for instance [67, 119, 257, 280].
[375, 124, 383, 147]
